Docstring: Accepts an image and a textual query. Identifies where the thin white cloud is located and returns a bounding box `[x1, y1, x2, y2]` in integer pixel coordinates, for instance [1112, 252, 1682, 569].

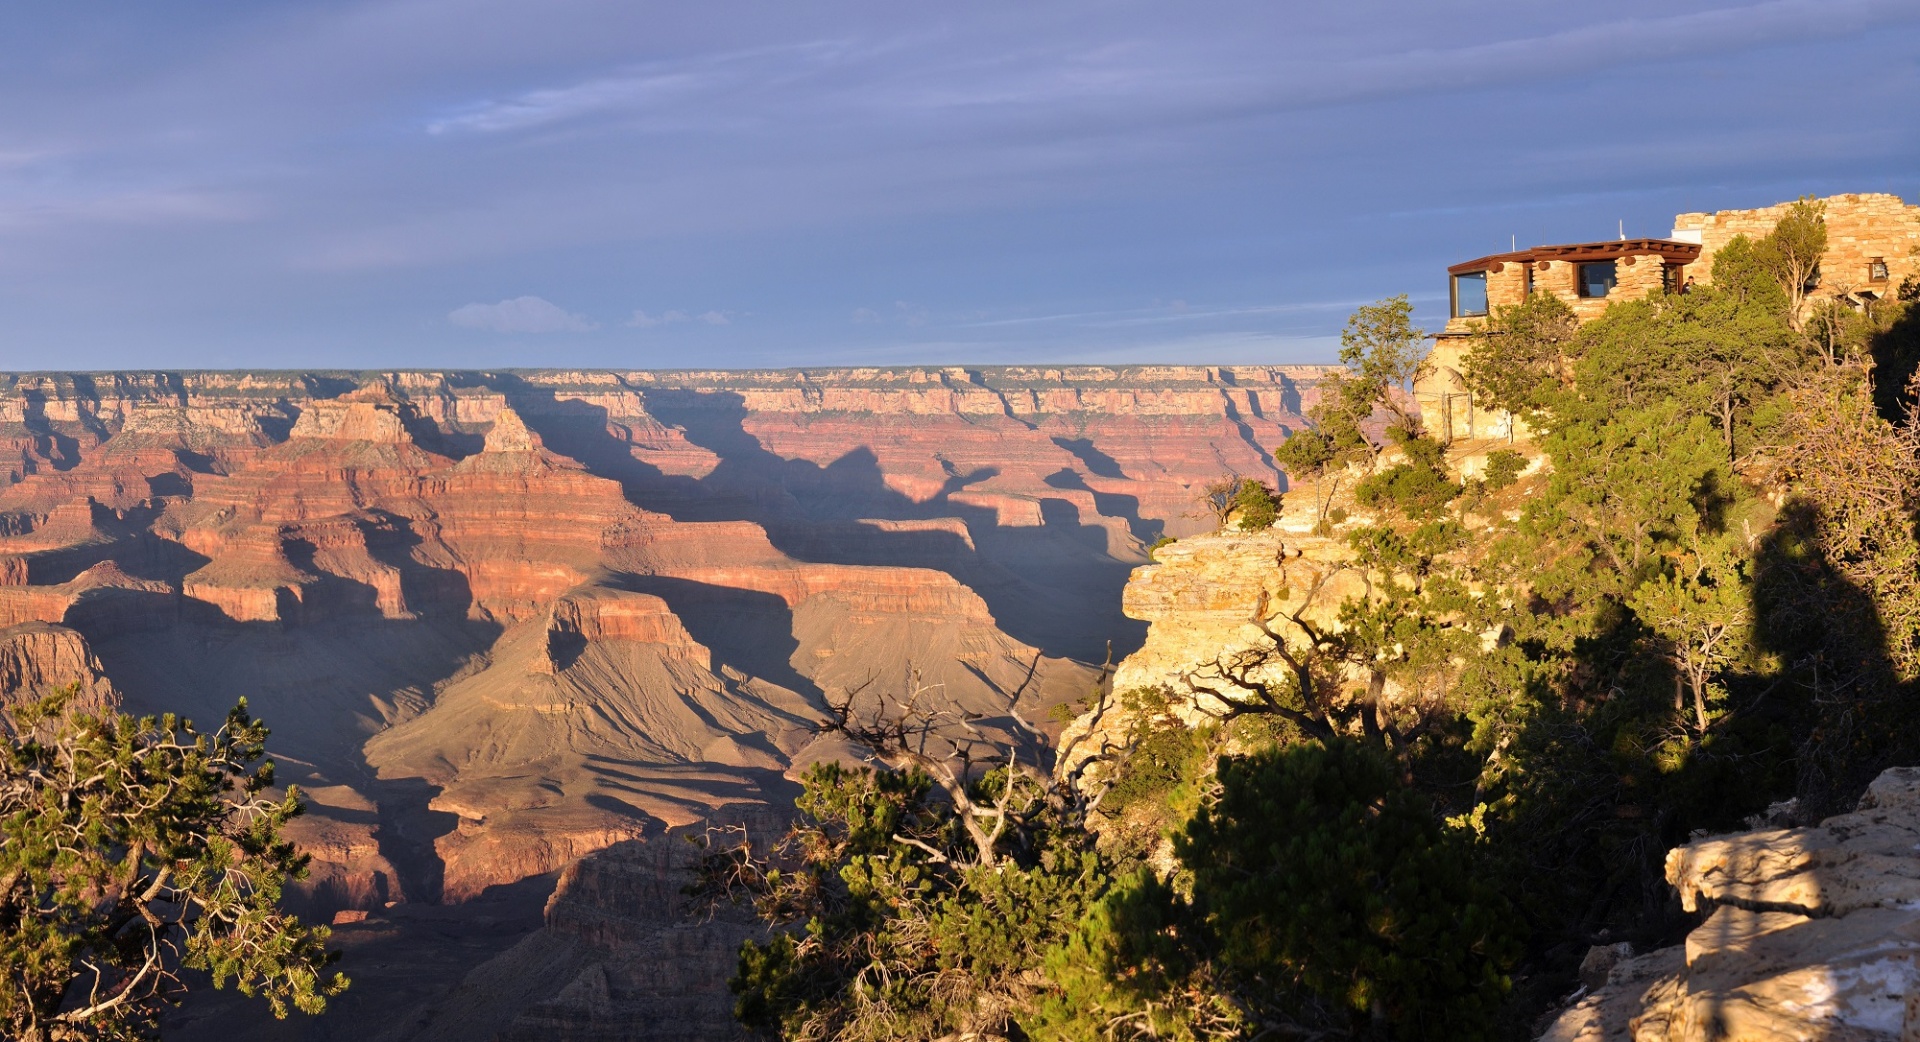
[447, 296, 597, 333]
[428, 71, 710, 135]
[628, 307, 727, 327]
[953, 298, 1382, 331]
[425, 40, 859, 137]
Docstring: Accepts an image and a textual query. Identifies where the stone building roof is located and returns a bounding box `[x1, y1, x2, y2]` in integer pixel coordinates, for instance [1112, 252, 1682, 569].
[1446, 237, 1700, 276]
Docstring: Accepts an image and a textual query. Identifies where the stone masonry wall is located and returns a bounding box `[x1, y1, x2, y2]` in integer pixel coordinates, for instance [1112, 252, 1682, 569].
[1676, 192, 1920, 301]
[1422, 193, 1920, 443]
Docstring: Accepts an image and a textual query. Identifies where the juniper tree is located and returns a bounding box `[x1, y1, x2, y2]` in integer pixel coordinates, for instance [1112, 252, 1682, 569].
[0, 690, 346, 1042]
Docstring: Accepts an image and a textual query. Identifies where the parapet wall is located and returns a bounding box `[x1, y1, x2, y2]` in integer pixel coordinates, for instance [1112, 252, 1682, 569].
[1676, 192, 1920, 300]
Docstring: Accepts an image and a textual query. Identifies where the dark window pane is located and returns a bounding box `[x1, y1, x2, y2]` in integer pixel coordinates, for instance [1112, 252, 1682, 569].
[1454, 272, 1488, 317]
[1578, 261, 1616, 298]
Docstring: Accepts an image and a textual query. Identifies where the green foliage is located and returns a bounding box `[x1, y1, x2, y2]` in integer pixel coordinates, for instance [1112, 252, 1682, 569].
[1098, 690, 1213, 823]
[1231, 479, 1279, 531]
[1566, 275, 1798, 461]
[1462, 291, 1580, 420]
[1034, 870, 1238, 1041]
[1481, 448, 1526, 491]
[0, 690, 345, 1042]
[721, 243, 1920, 1040]
[1337, 295, 1430, 435]
[1275, 296, 1433, 530]
[1178, 740, 1518, 1040]
[1756, 196, 1829, 325]
[1628, 538, 1755, 733]
[721, 761, 1108, 1042]
[1272, 425, 1335, 480]
[1354, 433, 1459, 520]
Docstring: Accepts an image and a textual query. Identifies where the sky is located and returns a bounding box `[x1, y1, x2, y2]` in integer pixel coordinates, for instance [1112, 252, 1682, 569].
[0, 1, 1916, 372]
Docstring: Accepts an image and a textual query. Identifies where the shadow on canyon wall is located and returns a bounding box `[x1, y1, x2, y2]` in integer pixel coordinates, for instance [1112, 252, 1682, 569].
[617, 574, 824, 706]
[488, 375, 1150, 662]
[69, 540, 496, 911]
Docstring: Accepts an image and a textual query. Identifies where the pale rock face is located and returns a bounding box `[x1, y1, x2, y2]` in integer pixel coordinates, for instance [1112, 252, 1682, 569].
[289, 400, 413, 442]
[1541, 766, 1920, 1042]
[1107, 528, 1359, 697]
[483, 407, 543, 453]
[1062, 523, 1366, 777]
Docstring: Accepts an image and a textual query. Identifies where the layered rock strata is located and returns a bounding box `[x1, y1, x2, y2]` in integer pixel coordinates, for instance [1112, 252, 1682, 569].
[1543, 767, 1920, 1042]
[0, 366, 1323, 911]
[1061, 503, 1370, 777]
[0, 621, 118, 712]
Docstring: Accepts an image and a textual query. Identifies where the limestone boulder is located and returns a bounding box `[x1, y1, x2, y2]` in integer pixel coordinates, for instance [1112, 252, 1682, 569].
[1540, 766, 1920, 1042]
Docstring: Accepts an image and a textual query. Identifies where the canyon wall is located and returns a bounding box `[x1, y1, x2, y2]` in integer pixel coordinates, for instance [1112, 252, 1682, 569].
[0, 364, 1323, 912]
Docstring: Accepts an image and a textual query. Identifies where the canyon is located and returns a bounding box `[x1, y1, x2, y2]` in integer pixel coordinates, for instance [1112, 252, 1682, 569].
[0, 364, 1321, 1037]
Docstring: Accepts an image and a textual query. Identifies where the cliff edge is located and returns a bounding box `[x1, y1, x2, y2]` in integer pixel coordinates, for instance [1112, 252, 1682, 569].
[1544, 768, 1920, 1042]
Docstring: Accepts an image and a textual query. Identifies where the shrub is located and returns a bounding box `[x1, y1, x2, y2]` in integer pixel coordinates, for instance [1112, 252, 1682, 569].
[1178, 740, 1519, 1040]
[1355, 461, 1458, 519]
[1481, 448, 1526, 491]
[1232, 479, 1279, 530]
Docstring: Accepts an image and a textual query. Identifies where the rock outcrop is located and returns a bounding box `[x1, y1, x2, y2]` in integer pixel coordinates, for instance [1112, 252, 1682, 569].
[1543, 767, 1920, 1042]
[1061, 506, 1369, 778]
[0, 621, 117, 713]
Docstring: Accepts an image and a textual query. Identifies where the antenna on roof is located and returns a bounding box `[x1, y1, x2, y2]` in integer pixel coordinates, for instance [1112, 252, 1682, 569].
[1618, 219, 1626, 241]
[1512, 234, 1517, 251]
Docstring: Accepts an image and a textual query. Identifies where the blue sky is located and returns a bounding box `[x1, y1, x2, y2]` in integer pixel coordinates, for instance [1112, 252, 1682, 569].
[1, 1, 1916, 370]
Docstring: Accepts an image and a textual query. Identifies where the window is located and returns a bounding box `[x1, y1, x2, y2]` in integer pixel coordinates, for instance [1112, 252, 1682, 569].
[1871, 258, 1890, 281]
[1452, 271, 1489, 318]
[1804, 264, 1821, 292]
[1577, 261, 1616, 299]
[1662, 263, 1684, 294]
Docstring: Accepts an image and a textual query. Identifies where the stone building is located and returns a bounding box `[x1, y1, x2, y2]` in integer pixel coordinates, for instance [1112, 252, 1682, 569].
[1673, 192, 1920, 306]
[1417, 192, 1920, 443]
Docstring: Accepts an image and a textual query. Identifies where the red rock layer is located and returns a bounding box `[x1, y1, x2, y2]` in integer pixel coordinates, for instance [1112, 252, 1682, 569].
[0, 622, 119, 713]
[0, 366, 1324, 905]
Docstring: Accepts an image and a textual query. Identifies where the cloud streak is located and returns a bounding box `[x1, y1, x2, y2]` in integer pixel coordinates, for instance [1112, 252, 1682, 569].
[627, 308, 730, 327]
[448, 296, 597, 333]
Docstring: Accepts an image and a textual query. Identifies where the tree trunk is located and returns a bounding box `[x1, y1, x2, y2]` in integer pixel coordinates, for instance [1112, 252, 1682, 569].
[1722, 399, 1736, 465]
[1691, 670, 1711, 733]
[1361, 669, 1387, 743]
